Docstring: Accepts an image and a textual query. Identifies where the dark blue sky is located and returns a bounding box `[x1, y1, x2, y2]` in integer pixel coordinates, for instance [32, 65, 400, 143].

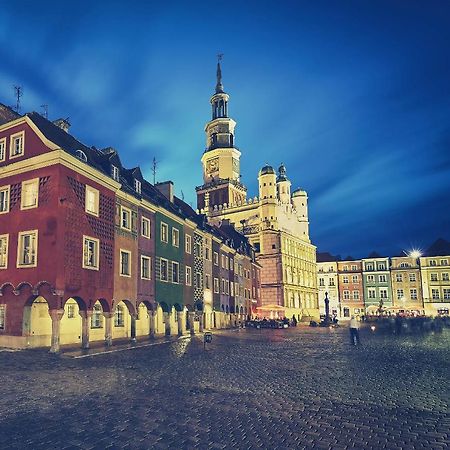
[1, 0, 449, 258]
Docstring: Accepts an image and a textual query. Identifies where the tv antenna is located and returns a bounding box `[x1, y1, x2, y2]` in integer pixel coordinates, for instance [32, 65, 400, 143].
[41, 104, 48, 119]
[152, 157, 158, 185]
[13, 86, 23, 113]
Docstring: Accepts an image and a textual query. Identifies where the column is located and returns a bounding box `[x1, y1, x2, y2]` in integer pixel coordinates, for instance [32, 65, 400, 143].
[198, 312, 204, 333]
[80, 311, 92, 350]
[49, 309, 64, 353]
[163, 312, 171, 336]
[130, 314, 137, 343]
[104, 312, 113, 346]
[177, 311, 185, 336]
[149, 310, 156, 339]
[188, 312, 196, 335]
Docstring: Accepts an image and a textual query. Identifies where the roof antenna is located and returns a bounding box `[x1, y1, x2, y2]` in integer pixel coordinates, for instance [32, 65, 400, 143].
[152, 157, 158, 185]
[41, 104, 48, 119]
[181, 190, 185, 201]
[13, 86, 23, 113]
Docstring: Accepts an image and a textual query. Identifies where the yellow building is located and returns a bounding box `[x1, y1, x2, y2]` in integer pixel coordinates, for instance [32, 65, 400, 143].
[420, 255, 450, 316]
[196, 60, 318, 321]
[390, 256, 424, 314]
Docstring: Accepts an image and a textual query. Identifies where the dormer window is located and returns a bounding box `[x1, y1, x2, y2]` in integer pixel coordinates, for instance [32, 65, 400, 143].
[75, 150, 87, 162]
[134, 179, 141, 194]
[112, 165, 120, 182]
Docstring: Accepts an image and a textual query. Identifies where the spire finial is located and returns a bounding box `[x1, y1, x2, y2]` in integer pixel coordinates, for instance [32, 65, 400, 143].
[216, 53, 224, 93]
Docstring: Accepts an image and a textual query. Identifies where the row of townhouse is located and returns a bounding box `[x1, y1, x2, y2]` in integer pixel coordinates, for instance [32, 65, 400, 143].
[0, 104, 261, 352]
[317, 247, 450, 319]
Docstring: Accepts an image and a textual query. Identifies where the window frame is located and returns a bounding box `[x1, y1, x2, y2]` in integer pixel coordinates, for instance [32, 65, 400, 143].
[0, 185, 10, 214]
[85, 185, 99, 217]
[213, 251, 219, 266]
[0, 304, 5, 330]
[120, 206, 132, 231]
[160, 257, 168, 282]
[141, 216, 151, 239]
[111, 165, 120, 182]
[0, 234, 8, 269]
[21, 178, 39, 210]
[17, 229, 38, 268]
[9, 131, 25, 159]
[119, 249, 131, 277]
[214, 277, 219, 293]
[141, 255, 152, 280]
[185, 235, 192, 254]
[160, 222, 168, 243]
[82, 235, 100, 270]
[185, 266, 192, 286]
[172, 261, 179, 283]
[134, 179, 142, 194]
[172, 227, 180, 247]
[0, 137, 6, 162]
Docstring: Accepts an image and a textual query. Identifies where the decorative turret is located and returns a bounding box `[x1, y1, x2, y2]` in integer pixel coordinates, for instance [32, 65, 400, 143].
[258, 164, 277, 201]
[292, 187, 309, 237]
[276, 163, 291, 204]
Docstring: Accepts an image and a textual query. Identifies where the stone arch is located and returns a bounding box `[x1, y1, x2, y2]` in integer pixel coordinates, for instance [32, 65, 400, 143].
[185, 303, 194, 312]
[33, 281, 54, 298]
[138, 300, 155, 311]
[173, 303, 184, 312]
[64, 296, 88, 313]
[16, 282, 33, 295]
[22, 295, 52, 347]
[97, 298, 111, 313]
[158, 301, 171, 313]
[0, 282, 15, 296]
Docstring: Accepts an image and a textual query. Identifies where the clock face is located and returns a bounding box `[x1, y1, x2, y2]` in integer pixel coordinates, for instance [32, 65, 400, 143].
[206, 158, 219, 174]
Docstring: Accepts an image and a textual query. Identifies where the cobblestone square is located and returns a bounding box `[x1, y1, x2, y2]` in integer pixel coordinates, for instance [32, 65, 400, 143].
[0, 327, 449, 449]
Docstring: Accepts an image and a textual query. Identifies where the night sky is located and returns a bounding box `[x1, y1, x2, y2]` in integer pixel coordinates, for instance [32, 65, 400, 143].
[1, 1, 449, 258]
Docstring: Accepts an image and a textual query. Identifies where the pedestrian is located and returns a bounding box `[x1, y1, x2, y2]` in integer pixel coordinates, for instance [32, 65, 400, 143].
[349, 315, 360, 345]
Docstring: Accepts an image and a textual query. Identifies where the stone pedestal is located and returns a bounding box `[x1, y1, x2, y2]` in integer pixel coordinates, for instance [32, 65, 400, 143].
[49, 309, 64, 353]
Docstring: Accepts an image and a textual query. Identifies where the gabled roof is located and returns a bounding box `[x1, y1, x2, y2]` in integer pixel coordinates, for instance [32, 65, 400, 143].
[425, 238, 450, 257]
[0, 103, 20, 126]
[316, 252, 340, 262]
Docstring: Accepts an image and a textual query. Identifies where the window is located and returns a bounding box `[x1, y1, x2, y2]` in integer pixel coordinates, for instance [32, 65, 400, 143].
[134, 179, 141, 194]
[365, 263, 374, 271]
[141, 217, 151, 238]
[352, 275, 358, 283]
[430, 273, 438, 282]
[368, 289, 376, 299]
[194, 242, 201, 257]
[185, 235, 192, 254]
[141, 256, 151, 280]
[367, 275, 375, 283]
[75, 149, 87, 162]
[329, 279, 335, 286]
[442, 273, 449, 282]
[195, 272, 201, 288]
[67, 304, 75, 319]
[160, 258, 168, 281]
[441, 259, 449, 266]
[353, 290, 360, 300]
[377, 263, 386, 270]
[0, 235, 8, 269]
[343, 265, 348, 271]
[430, 260, 437, 266]
[10, 131, 24, 158]
[205, 274, 210, 290]
[397, 289, 404, 299]
[432, 289, 440, 300]
[213, 252, 219, 266]
[380, 289, 388, 299]
[0, 186, 9, 213]
[186, 266, 192, 286]
[343, 307, 350, 318]
[172, 228, 180, 247]
[222, 278, 226, 294]
[443, 289, 450, 300]
[114, 305, 124, 327]
[160, 222, 168, 243]
[0, 137, 5, 161]
[343, 290, 350, 300]
[205, 247, 210, 260]
[231, 281, 234, 296]
[379, 275, 387, 283]
[82, 236, 99, 270]
[395, 273, 402, 282]
[214, 277, 219, 293]
[112, 165, 120, 181]
[120, 250, 131, 277]
[172, 261, 179, 283]
[17, 230, 38, 267]
[0, 305, 5, 330]
[343, 276, 349, 284]
[21, 179, 39, 210]
[85, 185, 99, 216]
[120, 206, 131, 230]
[409, 273, 416, 282]
[91, 304, 103, 329]
[351, 265, 357, 271]
[221, 254, 225, 268]
[410, 289, 418, 300]
[319, 278, 324, 287]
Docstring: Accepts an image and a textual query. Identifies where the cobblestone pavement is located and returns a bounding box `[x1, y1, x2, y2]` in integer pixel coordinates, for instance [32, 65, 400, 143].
[0, 327, 449, 450]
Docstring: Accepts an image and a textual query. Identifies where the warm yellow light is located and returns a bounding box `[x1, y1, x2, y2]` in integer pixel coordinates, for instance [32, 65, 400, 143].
[404, 248, 422, 258]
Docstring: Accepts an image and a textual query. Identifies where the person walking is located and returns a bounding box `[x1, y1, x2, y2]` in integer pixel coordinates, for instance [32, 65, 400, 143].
[349, 315, 360, 345]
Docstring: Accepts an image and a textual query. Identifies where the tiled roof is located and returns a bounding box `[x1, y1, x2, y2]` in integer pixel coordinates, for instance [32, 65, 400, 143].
[0, 103, 20, 126]
[425, 238, 450, 257]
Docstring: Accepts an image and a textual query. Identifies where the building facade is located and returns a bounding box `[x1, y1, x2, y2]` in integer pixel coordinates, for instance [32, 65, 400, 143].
[195, 61, 319, 321]
[317, 261, 339, 319]
[420, 255, 450, 316]
[362, 256, 392, 314]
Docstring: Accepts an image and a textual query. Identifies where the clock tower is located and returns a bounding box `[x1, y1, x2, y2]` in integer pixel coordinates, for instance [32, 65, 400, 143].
[196, 57, 247, 211]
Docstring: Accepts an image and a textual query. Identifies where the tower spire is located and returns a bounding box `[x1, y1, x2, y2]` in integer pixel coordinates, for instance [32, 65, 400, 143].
[216, 53, 224, 94]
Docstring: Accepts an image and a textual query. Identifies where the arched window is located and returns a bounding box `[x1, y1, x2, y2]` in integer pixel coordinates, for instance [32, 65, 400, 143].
[75, 149, 87, 162]
[114, 305, 124, 327]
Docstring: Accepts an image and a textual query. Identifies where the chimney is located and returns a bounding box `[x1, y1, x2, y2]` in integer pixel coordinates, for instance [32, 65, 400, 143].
[53, 118, 71, 133]
[155, 181, 174, 203]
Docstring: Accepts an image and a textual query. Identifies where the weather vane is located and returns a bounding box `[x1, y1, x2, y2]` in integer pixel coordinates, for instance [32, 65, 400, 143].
[217, 53, 224, 62]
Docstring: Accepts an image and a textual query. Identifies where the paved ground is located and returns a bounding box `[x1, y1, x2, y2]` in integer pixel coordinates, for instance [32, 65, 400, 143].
[0, 326, 449, 450]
